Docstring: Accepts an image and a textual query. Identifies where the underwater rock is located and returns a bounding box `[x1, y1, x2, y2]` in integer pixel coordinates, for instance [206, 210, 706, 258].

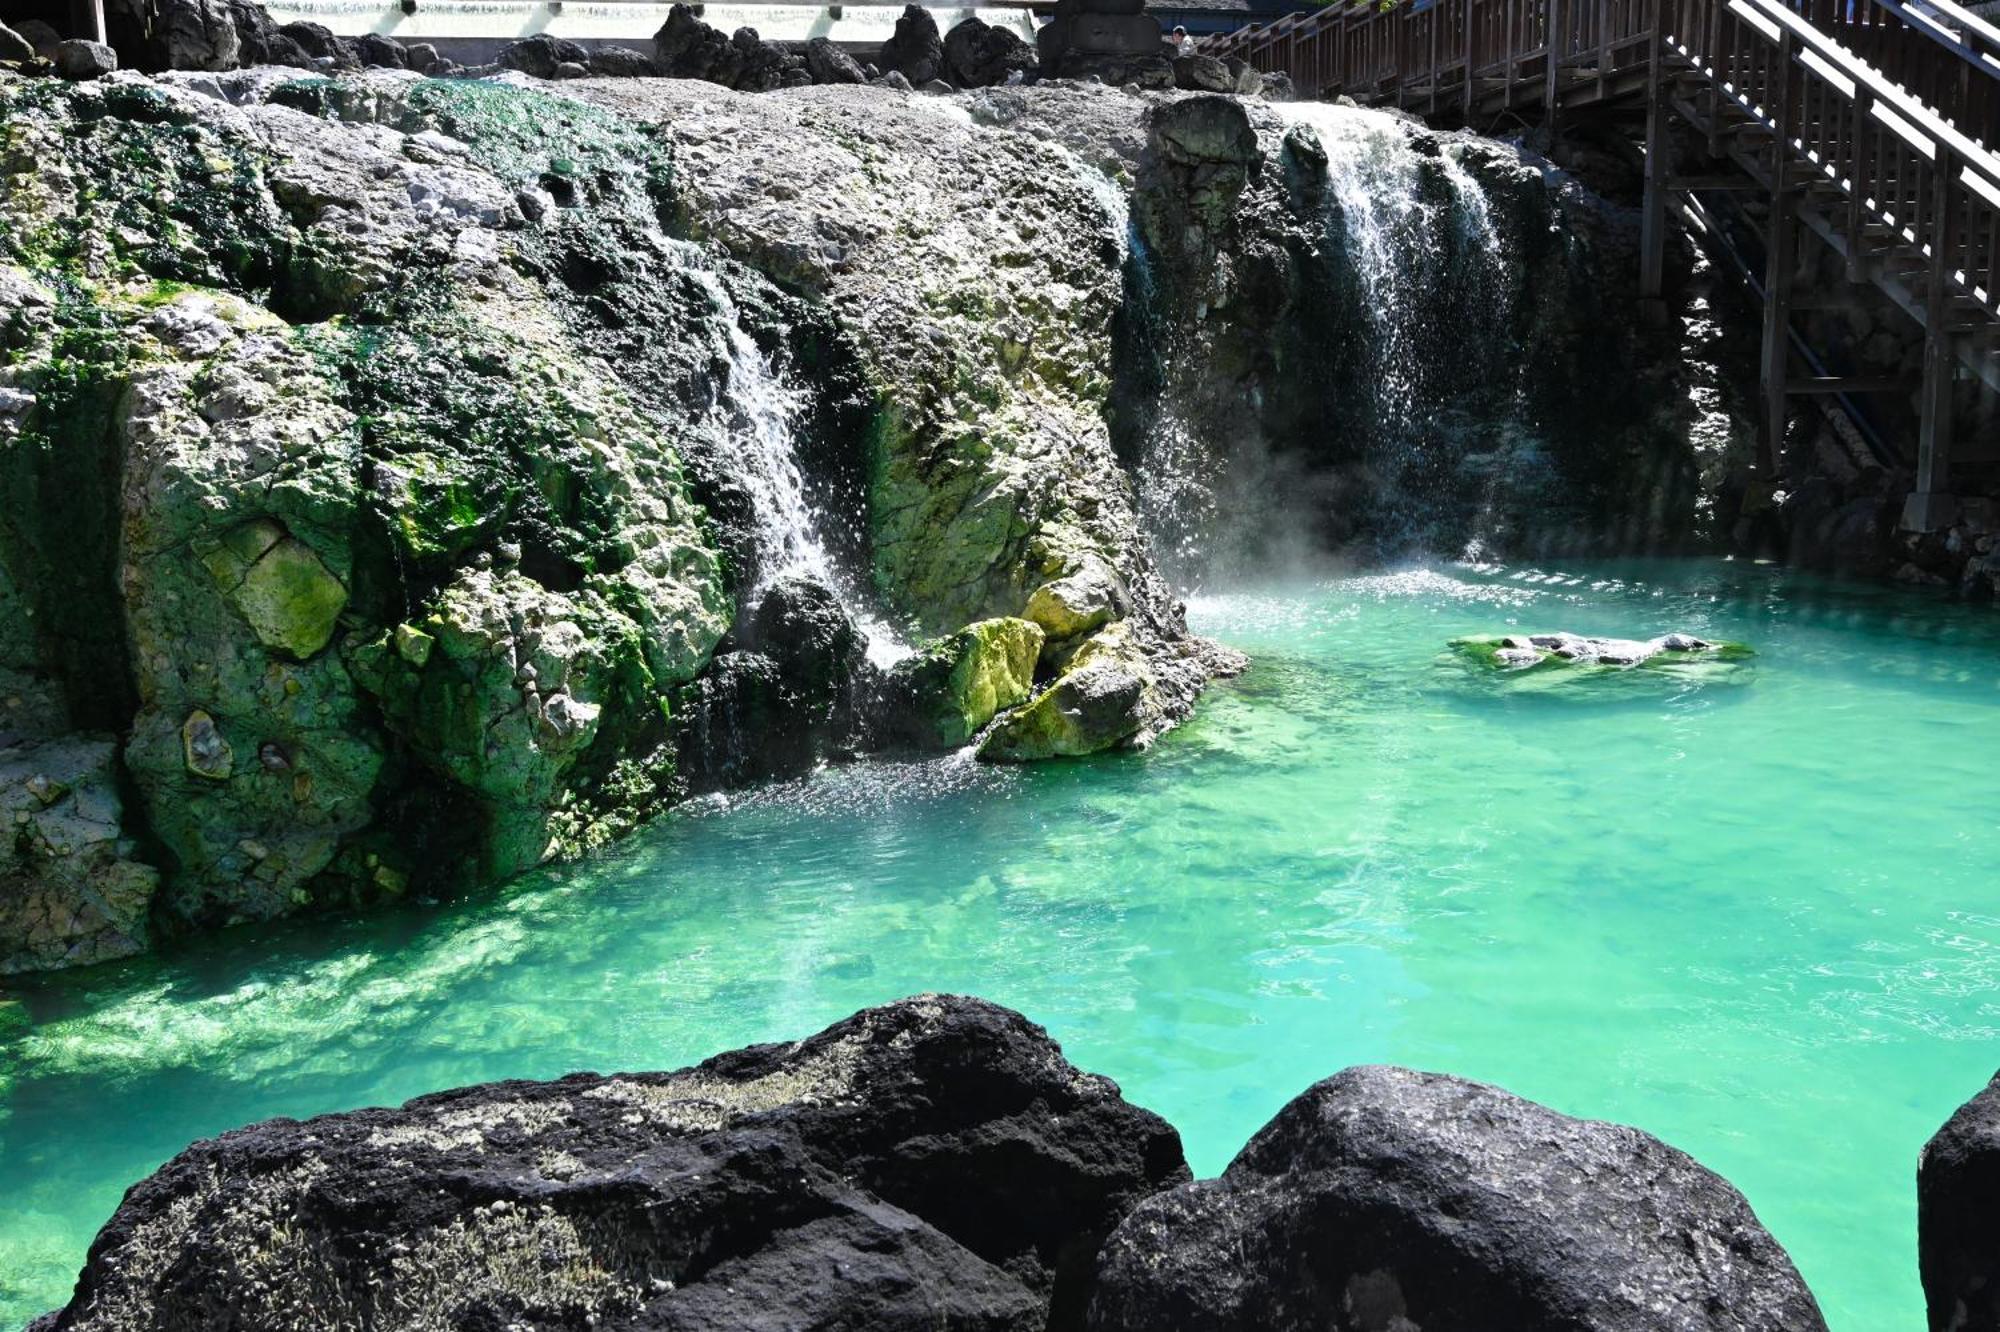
[41, 995, 1188, 1332]
[0, 736, 159, 973]
[881, 616, 1044, 747]
[1088, 1064, 1828, 1332]
[1920, 1070, 2000, 1331]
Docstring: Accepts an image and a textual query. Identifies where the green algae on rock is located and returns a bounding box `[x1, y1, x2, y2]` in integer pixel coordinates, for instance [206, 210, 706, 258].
[884, 616, 1044, 747]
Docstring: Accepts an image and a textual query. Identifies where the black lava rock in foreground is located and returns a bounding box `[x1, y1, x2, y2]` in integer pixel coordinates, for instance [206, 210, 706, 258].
[1921, 1069, 2000, 1331]
[40, 996, 1188, 1332]
[1088, 1065, 1828, 1332]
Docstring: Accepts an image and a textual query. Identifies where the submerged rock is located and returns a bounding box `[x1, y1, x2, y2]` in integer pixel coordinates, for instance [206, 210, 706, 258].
[1920, 1070, 2000, 1331]
[1089, 1064, 1828, 1332]
[41, 995, 1188, 1332]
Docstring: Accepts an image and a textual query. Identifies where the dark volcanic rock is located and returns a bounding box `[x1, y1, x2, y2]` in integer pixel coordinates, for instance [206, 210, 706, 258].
[353, 31, 407, 69]
[277, 19, 354, 67]
[588, 43, 659, 76]
[0, 21, 35, 63]
[53, 39, 117, 79]
[228, 1, 311, 67]
[806, 34, 866, 83]
[43, 996, 1187, 1332]
[653, 2, 738, 83]
[1089, 1065, 1827, 1332]
[151, 0, 241, 70]
[1920, 1070, 2000, 1331]
[1171, 53, 1233, 93]
[740, 575, 865, 709]
[879, 3, 943, 85]
[497, 32, 590, 78]
[942, 17, 1036, 87]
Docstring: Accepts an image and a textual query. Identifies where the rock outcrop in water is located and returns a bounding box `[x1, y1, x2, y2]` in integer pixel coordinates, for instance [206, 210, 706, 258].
[1920, 1069, 2000, 1332]
[0, 53, 1735, 969]
[1088, 1064, 1828, 1332]
[0, 72, 1250, 970]
[35, 995, 1190, 1332]
[33, 998, 1831, 1332]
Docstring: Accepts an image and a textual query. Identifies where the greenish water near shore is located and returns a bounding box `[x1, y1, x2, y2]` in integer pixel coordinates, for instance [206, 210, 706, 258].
[4, 558, 1998, 1329]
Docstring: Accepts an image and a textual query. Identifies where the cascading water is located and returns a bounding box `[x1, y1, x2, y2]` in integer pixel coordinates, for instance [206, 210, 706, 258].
[688, 268, 913, 667]
[1274, 102, 1513, 545]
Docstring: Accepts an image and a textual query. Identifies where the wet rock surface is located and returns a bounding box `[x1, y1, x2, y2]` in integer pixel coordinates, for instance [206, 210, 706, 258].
[1088, 1064, 1829, 1332]
[38, 995, 1190, 1332]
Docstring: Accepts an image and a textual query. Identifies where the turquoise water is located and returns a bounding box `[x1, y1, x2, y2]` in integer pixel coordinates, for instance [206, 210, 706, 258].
[4, 558, 2000, 1329]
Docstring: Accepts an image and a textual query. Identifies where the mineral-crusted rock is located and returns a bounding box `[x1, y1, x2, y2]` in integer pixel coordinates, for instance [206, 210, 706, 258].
[1920, 1070, 2000, 1331]
[1089, 1065, 1829, 1332]
[0, 736, 159, 973]
[882, 616, 1044, 747]
[879, 3, 944, 84]
[41, 995, 1188, 1332]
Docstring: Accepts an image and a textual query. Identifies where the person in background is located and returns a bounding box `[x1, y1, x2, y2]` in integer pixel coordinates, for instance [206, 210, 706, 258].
[1172, 25, 1196, 56]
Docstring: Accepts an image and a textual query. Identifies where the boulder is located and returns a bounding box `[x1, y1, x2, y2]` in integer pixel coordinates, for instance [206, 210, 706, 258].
[805, 34, 866, 83]
[588, 44, 659, 76]
[152, 0, 242, 70]
[1224, 56, 1261, 96]
[1134, 95, 1262, 267]
[879, 3, 943, 85]
[497, 32, 590, 78]
[1089, 1065, 1828, 1332]
[403, 40, 439, 73]
[228, 2, 311, 67]
[53, 39, 117, 79]
[1024, 561, 1127, 643]
[353, 31, 407, 68]
[877, 69, 914, 91]
[42, 995, 1188, 1332]
[0, 21, 35, 64]
[731, 28, 792, 91]
[739, 575, 866, 716]
[1449, 631, 1752, 671]
[942, 17, 1037, 87]
[882, 616, 1044, 747]
[1920, 1070, 2000, 1331]
[9, 19, 59, 55]
[276, 20, 353, 67]
[1172, 53, 1233, 93]
[653, 1, 737, 83]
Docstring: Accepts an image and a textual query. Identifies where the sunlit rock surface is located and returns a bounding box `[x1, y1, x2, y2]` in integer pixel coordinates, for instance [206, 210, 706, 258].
[34, 995, 1188, 1332]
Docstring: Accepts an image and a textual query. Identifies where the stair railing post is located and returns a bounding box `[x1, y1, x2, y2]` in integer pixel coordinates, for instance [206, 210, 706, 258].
[1640, 0, 1669, 299]
[1544, 0, 1564, 140]
[1757, 26, 1798, 480]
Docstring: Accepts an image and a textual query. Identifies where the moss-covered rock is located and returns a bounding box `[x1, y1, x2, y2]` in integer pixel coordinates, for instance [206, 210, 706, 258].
[978, 620, 1158, 761]
[884, 615, 1044, 747]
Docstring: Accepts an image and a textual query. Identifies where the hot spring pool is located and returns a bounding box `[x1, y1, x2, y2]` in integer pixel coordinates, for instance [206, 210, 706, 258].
[4, 557, 1998, 1329]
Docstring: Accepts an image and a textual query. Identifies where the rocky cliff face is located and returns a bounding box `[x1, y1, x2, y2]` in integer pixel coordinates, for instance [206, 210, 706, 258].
[0, 68, 1713, 972]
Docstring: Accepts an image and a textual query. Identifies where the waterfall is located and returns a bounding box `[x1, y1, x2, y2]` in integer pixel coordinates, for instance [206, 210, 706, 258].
[1270, 102, 1520, 559]
[688, 267, 914, 667]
